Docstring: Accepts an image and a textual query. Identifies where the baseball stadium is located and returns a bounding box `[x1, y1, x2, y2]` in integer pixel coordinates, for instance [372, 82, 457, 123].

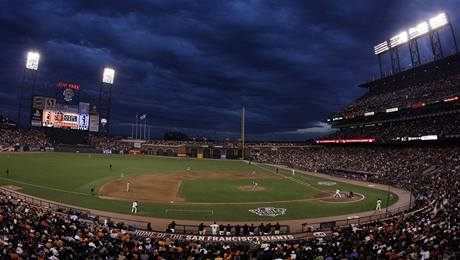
[0, 2, 459, 259]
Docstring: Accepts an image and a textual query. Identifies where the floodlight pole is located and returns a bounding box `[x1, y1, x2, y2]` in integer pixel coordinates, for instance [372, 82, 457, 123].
[98, 82, 113, 135]
[429, 30, 443, 60]
[389, 47, 401, 74]
[408, 39, 421, 67]
[107, 84, 113, 134]
[450, 25, 459, 53]
[17, 68, 27, 127]
[447, 15, 458, 53]
[17, 66, 39, 128]
[377, 54, 384, 78]
[27, 70, 39, 129]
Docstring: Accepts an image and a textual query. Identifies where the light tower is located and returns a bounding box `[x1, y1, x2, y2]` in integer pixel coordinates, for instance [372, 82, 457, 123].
[99, 67, 115, 134]
[17, 51, 40, 127]
[373, 12, 458, 77]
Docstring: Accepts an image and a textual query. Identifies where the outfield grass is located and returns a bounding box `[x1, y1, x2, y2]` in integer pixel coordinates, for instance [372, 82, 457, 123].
[0, 153, 398, 221]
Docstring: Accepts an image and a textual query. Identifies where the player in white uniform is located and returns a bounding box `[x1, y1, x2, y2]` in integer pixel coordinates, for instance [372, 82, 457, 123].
[252, 181, 258, 190]
[292, 169, 295, 176]
[335, 189, 341, 198]
[376, 198, 382, 211]
[126, 181, 130, 192]
[210, 222, 219, 235]
[131, 201, 138, 213]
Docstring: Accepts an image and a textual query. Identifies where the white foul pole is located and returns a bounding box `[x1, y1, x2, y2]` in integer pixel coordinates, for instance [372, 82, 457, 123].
[135, 114, 138, 139]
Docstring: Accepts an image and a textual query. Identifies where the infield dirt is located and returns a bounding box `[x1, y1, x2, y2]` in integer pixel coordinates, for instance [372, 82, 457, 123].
[99, 172, 281, 203]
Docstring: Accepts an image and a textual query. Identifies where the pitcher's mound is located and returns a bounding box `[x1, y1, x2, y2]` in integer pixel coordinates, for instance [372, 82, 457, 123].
[238, 185, 265, 191]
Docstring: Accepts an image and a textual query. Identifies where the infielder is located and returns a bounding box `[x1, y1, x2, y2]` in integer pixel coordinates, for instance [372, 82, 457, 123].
[335, 189, 341, 198]
[252, 181, 258, 190]
[131, 201, 138, 213]
[292, 169, 295, 176]
[126, 181, 130, 192]
[376, 198, 382, 211]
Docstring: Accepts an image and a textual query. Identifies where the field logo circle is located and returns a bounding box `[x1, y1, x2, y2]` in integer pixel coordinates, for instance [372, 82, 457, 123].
[317, 181, 337, 186]
[249, 207, 286, 217]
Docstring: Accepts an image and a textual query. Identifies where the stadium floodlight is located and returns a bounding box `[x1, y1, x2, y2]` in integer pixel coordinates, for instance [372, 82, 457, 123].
[102, 67, 115, 84]
[429, 13, 448, 30]
[26, 51, 40, 70]
[374, 41, 389, 55]
[390, 31, 409, 48]
[409, 22, 429, 39]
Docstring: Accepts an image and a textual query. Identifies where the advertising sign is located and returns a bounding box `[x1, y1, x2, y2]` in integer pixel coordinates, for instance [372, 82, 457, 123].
[89, 115, 99, 132]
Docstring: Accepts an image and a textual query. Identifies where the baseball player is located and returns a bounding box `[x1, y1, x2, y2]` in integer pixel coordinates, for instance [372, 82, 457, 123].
[186, 166, 191, 171]
[131, 201, 138, 213]
[198, 223, 206, 235]
[252, 181, 258, 190]
[126, 181, 130, 192]
[376, 198, 382, 211]
[292, 169, 295, 176]
[210, 222, 219, 235]
[335, 189, 341, 198]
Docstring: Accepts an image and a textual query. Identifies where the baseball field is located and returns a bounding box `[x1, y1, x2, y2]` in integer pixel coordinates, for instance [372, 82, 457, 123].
[0, 153, 398, 221]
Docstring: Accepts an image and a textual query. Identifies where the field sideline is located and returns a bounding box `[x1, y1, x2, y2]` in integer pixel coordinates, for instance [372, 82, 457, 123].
[0, 152, 399, 221]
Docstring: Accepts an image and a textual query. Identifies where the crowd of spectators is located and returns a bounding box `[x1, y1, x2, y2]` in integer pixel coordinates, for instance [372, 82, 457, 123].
[327, 114, 460, 142]
[333, 73, 460, 117]
[87, 134, 133, 151]
[0, 142, 457, 258]
[253, 145, 459, 258]
[0, 128, 49, 150]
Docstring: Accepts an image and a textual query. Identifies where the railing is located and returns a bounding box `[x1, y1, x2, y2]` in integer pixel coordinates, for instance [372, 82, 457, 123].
[300, 202, 415, 232]
[172, 223, 290, 235]
[0, 186, 417, 237]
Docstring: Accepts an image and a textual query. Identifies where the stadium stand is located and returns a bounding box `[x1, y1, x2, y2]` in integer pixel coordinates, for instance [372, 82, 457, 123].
[1, 54, 459, 259]
[0, 142, 458, 258]
[323, 53, 460, 144]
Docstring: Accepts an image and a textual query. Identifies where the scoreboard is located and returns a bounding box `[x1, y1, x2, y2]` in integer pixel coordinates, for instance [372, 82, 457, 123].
[32, 96, 98, 132]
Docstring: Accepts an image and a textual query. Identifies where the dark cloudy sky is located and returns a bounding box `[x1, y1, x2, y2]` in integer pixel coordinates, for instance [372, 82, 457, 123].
[0, 1, 459, 140]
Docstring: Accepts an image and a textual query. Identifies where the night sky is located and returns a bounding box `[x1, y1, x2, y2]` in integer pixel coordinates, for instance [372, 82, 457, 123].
[1, 1, 459, 140]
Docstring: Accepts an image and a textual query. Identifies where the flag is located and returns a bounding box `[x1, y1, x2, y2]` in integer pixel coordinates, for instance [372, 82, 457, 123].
[140, 114, 146, 120]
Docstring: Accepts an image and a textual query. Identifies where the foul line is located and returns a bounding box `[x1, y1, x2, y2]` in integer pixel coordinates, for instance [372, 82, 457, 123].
[0, 177, 90, 196]
[252, 163, 324, 192]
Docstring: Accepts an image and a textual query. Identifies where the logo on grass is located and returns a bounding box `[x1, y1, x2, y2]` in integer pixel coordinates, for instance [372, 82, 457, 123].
[317, 181, 336, 186]
[249, 207, 286, 217]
